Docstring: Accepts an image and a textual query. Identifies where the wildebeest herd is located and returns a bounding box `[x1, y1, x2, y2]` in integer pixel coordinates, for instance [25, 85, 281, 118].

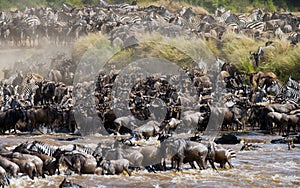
[0, 0, 299, 187]
[0, 0, 299, 48]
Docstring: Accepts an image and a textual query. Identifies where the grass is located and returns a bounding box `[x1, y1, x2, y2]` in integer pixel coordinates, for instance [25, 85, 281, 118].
[72, 30, 300, 82]
[203, 32, 300, 81]
[72, 32, 216, 72]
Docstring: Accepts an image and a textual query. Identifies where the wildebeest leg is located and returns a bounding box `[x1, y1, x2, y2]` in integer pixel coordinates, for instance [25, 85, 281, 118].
[177, 156, 183, 171]
[227, 160, 234, 169]
[163, 159, 167, 171]
[189, 162, 196, 169]
[124, 166, 131, 176]
[209, 159, 217, 170]
[145, 166, 156, 173]
[201, 156, 207, 169]
[72, 159, 81, 175]
[195, 160, 203, 170]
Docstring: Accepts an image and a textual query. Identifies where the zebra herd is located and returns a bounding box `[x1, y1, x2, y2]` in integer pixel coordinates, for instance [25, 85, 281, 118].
[0, 1, 300, 48]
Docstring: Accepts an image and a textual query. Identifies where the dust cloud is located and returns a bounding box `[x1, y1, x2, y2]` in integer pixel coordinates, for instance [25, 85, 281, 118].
[0, 42, 72, 80]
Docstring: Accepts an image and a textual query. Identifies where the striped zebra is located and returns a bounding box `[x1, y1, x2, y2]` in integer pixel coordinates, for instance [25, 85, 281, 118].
[28, 141, 59, 156]
[119, 15, 141, 25]
[280, 77, 300, 102]
[20, 15, 41, 47]
[287, 32, 300, 44]
[73, 144, 95, 155]
[248, 8, 263, 22]
[23, 15, 41, 27]
[286, 76, 300, 90]
[0, 11, 12, 25]
[245, 21, 265, 32]
[237, 13, 250, 28]
[216, 9, 231, 24]
[20, 73, 43, 101]
[282, 86, 300, 102]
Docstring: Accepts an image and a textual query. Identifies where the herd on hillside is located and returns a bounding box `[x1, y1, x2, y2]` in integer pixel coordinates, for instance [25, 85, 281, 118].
[0, 0, 299, 48]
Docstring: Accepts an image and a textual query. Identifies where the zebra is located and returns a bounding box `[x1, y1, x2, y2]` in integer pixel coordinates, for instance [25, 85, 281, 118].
[20, 73, 43, 103]
[282, 86, 300, 102]
[286, 76, 300, 90]
[28, 141, 59, 156]
[287, 32, 300, 44]
[267, 80, 284, 96]
[245, 21, 265, 32]
[247, 8, 264, 22]
[73, 144, 95, 156]
[23, 15, 41, 27]
[237, 13, 249, 28]
[21, 15, 41, 47]
[216, 9, 231, 24]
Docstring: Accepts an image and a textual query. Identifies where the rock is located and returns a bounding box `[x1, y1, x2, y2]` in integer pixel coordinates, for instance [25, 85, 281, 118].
[215, 133, 241, 144]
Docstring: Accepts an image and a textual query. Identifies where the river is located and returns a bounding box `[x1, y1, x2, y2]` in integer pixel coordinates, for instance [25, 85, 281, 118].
[0, 133, 299, 188]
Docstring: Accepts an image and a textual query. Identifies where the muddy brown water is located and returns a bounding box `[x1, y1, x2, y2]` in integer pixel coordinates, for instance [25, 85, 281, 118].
[0, 133, 299, 188]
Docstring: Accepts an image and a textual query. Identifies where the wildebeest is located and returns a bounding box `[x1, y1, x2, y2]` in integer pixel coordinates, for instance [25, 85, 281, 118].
[114, 115, 137, 133]
[207, 142, 236, 169]
[0, 166, 9, 188]
[13, 142, 59, 176]
[60, 152, 97, 175]
[0, 156, 20, 178]
[181, 111, 204, 133]
[281, 113, 300, 134]
[160, 137, 208, 171]
[0, 108, 25, 134]
[26, 105, 61, 132]
[133, 120, 160, 140]
[99, 159, 131, 176]
[10, 157, 36, 180]
[42, 81, 56, 104]
[222, 106, 243, 131]
[59, 177, 83, 188]
[10, 152, 44, 178]
[266, 111, 285, 134]
[171, 140, 208, 170]
[102, 143, 144, 170]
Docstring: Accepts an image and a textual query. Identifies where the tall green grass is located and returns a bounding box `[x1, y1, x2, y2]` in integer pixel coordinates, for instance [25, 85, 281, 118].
[203, 32, 300, 81]
[72, 31, 300, 82]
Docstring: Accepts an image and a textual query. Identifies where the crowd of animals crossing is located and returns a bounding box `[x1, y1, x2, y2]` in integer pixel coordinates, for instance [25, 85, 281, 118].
[0, 1, 300, 47]
[0, 1, 299, 186]
[0, 137, 237, 186]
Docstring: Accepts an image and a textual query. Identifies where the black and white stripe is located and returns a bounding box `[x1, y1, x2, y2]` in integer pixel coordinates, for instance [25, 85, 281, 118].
[23, 15, 41, 27]
[29, 141, 59, 156]
[245, 21, 265, 31]
[287, 32, 300, 43]
[217, 10, 231, 24]
[286, 76, 300, 90]
[0, 11, 12, 25]
[282, 86, 300, 101]
[20, 73, 42, 100]
[73, 144, 95, 155]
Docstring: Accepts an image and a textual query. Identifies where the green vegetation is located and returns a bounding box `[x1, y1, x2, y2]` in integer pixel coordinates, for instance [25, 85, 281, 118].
[73, 31, 300, 82]
[72, 32, 209, 70]
[206, 32, 300, 81]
